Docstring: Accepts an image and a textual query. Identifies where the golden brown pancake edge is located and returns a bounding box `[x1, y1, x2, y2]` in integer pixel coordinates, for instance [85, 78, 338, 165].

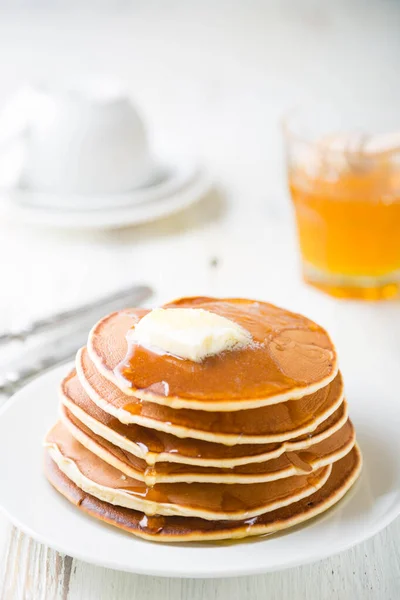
[59, 402, 356, 485]
[72, 353, 345, 444]
[44, 421, 333, 520]
[60, 368, 349, 467]
[44, 444, 362, 542]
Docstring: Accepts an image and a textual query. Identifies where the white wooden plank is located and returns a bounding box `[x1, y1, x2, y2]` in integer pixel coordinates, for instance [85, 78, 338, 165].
[0, 525, 73, 600]
[65, 518, 400, 600]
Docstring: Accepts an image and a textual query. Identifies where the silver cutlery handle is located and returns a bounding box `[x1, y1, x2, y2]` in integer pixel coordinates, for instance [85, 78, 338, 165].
[0, 284, 152, 344]
[0, 346, 76, 397]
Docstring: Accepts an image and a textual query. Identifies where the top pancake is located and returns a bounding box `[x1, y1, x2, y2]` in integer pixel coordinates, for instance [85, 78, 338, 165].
[88, 297, 337, 411]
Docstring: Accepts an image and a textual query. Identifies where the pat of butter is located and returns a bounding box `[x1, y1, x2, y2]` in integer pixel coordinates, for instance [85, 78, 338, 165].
[130, 308, 252, 362]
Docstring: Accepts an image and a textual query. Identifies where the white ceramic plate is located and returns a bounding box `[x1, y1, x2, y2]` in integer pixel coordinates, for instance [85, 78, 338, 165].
[0, 165, 210, 230]
[0, 364, 399, 579]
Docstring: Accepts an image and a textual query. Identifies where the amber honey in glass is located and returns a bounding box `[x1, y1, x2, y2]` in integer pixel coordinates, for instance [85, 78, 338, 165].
[283, 109, 400, 300]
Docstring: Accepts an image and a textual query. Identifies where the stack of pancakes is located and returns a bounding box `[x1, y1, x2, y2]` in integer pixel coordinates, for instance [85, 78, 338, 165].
[44, 297, 362, 542]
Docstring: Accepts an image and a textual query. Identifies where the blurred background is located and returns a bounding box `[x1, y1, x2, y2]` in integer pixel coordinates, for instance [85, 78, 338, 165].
[0, 0, 397, 210]
[0, 0, 400, 384]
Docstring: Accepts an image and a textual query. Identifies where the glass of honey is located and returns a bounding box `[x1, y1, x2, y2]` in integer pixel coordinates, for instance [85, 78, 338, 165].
[283, 107, 400, 300]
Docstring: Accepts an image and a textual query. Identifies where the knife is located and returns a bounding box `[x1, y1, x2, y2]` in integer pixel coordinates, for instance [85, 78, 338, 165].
[0, 343, 77, 396]
[0, 284, 152, 345]
[0, 283, 153, 396]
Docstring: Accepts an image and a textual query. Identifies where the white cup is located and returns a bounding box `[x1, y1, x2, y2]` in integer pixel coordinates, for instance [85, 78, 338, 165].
[0, 77, 155, 196]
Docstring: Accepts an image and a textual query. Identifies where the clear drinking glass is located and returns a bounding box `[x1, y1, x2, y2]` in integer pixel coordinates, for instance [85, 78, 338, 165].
[283, 106, 400, 300]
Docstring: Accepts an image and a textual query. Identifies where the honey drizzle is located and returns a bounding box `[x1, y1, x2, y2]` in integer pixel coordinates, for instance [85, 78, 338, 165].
[138, 515, 166, 534]
[114, 298, 335, 402]
[66, 366, 346, 466]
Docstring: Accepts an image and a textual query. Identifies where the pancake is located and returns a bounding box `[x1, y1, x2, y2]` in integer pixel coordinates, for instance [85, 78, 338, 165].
[45, 422, 332, 520]
[62, 365, 349, 467]
[88, 297, 338, 411]
[44, 445, 362, 542]
[60, 403, 356, 485]
[74, 349, 344, 444]
[43, 294, 362, 543]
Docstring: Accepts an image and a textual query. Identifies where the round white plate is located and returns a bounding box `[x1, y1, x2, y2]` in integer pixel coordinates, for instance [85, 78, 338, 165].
[0, 165, 210, 230]
[0, 364, 399, 579]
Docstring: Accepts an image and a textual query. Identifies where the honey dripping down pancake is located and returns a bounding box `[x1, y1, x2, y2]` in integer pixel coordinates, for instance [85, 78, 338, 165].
[72, 350, 345, 444]
[61, 369, 349, 468]
[44, 296, 362, 542]
[44, 445, 362, 542]
[87, 297, 338, 411]
[45, 422, 333, 520]
[59, 403, 356, 485]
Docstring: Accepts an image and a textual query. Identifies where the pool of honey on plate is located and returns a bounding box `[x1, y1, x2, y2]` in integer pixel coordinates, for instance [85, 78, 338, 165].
[289, 152, 400, 300]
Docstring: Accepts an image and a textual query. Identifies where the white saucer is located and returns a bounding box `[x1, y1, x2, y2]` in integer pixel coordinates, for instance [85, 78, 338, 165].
[0, 365, 399, 578]
[0, 163, 210, 230]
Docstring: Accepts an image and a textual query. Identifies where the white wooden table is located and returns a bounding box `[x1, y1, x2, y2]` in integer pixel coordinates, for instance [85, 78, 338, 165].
[0, 215, 399, 599]
[0, 1, 399, 597]
[0, 519, 399, 599]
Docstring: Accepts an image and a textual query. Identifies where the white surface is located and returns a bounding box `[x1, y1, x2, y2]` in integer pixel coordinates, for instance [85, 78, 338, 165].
[0, 363, 399, 578]
[0, 165, 210, 229]
[0, 0, 399, 597]
[0, 0, 399, 223]
[8, 162, 201, 209]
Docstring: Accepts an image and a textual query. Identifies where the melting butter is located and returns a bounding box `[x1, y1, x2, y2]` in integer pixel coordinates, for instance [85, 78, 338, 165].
[129, 307, 252, 362]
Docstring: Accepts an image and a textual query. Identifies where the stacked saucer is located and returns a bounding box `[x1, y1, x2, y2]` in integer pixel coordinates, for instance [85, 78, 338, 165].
[44, 297, 362, 542]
